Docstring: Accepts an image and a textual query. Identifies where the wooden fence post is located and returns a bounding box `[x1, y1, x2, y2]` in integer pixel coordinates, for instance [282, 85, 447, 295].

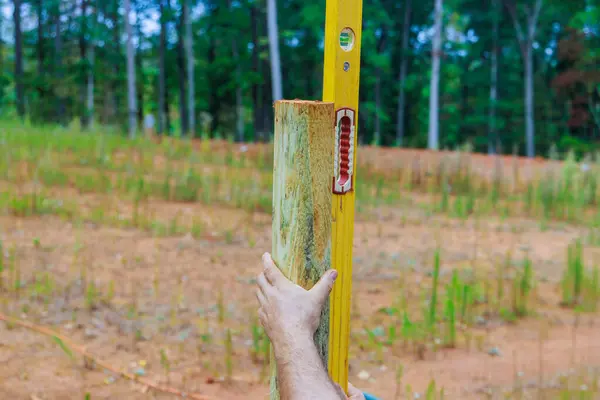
[270, 100, 335, 399]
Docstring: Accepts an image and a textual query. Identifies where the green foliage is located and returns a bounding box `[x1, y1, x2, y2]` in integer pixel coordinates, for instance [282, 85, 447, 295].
[444, 270, 458, 348]
[225, 328, 233, 380]
[428, 249, 441, 331]
[562, 240, 599, 311]
[52, 336, 75, 361]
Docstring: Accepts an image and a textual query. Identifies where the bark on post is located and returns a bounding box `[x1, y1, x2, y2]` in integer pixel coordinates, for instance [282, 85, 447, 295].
[270, 100, 334, 399]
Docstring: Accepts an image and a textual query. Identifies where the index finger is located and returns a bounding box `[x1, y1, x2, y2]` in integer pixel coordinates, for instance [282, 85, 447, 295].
[262, 253, 287, 289]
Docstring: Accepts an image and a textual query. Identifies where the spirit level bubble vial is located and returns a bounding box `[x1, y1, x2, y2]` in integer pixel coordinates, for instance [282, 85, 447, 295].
[333, 108, 355, 194]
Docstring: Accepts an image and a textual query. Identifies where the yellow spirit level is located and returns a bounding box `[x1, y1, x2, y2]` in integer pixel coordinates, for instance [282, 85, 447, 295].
[322, 0, 363, 393]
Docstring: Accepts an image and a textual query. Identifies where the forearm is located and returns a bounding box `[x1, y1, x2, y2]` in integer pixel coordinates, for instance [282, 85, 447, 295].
[274, 334, 344, 400]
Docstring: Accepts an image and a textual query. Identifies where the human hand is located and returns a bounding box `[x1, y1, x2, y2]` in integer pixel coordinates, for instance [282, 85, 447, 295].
[347, 382, 367, 400]
[256, 252, 337, 362]
[334, 382, 367, 400]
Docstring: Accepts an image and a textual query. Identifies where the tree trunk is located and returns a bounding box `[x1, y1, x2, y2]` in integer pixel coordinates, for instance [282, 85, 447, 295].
[228, 0, 244, 143]
[158, 0, 167, 135]
[110, 1, 120, 124]
[233, 42, 244, 142]
[87, 45, 95, 128]
[0, 11, 3, 105]
[125, 0, 137, 138]
[251, 5, 264, 142]
[270, 100, 334, 400]
[54, 1, 65, 124]
[36, 0, 45, 109]
[177, 8, 188, 136]
[488, 0, 499, 154]
[395, 0, 411, 146]
[502, 0, 541, 157]
[428, 0, 443, 150]
[524, 44, 534, 157]
[374, 30, 386, 146]
[207, 34, 218, 136]
[79, 0, 89, 128]
[374, 69, 382, 146]
[267, 0, 283, 101]
[135, 11, 144, 128]
[262, 45, 273, 140]
[183, 0, 195, 135]
[14, 0, 24, 118]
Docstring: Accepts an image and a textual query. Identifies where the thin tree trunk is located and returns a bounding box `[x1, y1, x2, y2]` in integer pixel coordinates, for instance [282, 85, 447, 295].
[14, 0, 24, 118]
[502, 0, 542, 157]
[87, 46, 95, 128]
[262, 55, 273, 140]
[183, 0, 195, 135]
[110, 1, 120, 124]
[177, 8, 188, 136]
[158, 0, 167, 135]
[125, 0, 137, 138]
[0, 9, 3, 108]
[251, 5, 263, 142]
[267, 0, 283, 101]
[54, 1, 65, 124]
[135, 11, 144, 128]
[374, 30, 386, 146]
[396, 0, 411, 146]
[234, 43, 244, 142]
[79, 0, 89, 128]
[207, 34, 218, 135]
[228, 0, 244, 142]
[524, 44, 534, 157]
[488, 0, 499, 154]
[374, 70, 381, 146]
[37, 0, 44, 76]
[36, 0, 45, 111]
[0, 11, 3, 105]
[428, 0, 443, 150]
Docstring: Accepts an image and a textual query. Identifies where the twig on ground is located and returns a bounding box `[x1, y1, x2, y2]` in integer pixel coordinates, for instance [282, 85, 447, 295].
[0, 312, 210, 400]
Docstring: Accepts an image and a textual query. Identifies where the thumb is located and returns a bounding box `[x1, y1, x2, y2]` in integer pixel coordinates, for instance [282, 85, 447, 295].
[309, 270, 338, 306]
[347, 382, 366, 400]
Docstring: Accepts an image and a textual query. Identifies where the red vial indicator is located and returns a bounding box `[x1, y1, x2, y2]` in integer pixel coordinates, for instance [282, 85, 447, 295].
[333, 108, 355, 194]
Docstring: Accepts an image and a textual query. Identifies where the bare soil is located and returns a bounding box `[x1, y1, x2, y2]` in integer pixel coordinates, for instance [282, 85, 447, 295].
[0, 190, 598, 399]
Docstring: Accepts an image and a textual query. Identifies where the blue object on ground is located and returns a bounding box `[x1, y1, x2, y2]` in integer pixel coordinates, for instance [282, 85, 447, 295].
[363, 393, 381, 400]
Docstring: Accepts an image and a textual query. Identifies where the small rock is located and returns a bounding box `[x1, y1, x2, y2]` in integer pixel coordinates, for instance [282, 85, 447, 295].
[488, 347, 501, 357]
[476, 316, 487, 326]
[176, 327, 193, 342]
[357, 370, 370, 381]
[414, 393, 421, 399]
[84, 328, 99, 339]
[92, 318, 105, 330]
[379, 365, 387, 372]
[371, 326, 385, 337]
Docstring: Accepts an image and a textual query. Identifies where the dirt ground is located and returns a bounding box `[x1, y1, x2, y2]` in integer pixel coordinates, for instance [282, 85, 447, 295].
[0, 187, 599, 400]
